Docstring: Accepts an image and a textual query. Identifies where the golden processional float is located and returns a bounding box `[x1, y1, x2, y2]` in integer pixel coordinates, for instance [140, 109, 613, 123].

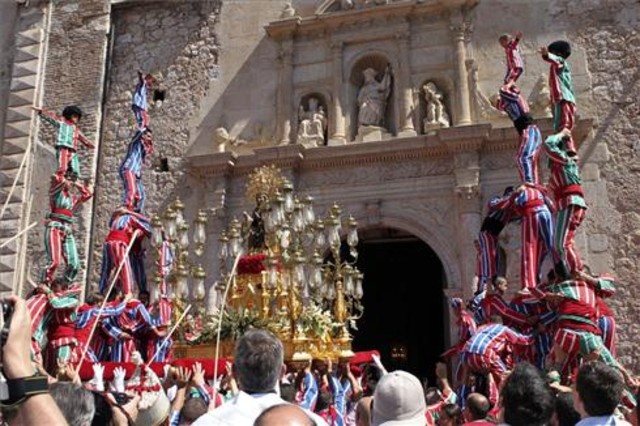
[159, 165, 364, 361]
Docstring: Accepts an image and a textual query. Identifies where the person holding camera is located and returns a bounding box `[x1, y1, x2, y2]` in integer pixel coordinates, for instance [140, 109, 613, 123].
[1, 296, 68, 424]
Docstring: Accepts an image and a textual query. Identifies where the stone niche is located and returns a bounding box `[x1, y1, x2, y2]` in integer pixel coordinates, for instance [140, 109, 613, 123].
[265, 0, 478, 146]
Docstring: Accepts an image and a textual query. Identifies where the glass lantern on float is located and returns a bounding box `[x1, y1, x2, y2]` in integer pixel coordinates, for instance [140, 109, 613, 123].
[216, 164, 364, 361]
[150, 197, 208, 320]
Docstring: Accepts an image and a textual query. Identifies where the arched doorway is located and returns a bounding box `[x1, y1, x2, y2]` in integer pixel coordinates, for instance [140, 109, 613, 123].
[352, 227, 446, 385]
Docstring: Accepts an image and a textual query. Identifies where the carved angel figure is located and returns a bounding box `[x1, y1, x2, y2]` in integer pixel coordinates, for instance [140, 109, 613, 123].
[422, 82, 450, 132]
[297, 97, 327, 147]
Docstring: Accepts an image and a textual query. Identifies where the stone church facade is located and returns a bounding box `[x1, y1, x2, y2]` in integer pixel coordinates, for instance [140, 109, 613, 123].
[0, 0, 639, 368]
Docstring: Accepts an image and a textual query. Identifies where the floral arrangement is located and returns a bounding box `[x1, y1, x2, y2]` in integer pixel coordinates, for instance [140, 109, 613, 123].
[237, 254, 268, 275]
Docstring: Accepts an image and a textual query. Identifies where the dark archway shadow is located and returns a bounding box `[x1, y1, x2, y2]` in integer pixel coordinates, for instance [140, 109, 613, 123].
[351, 227, 446, 385]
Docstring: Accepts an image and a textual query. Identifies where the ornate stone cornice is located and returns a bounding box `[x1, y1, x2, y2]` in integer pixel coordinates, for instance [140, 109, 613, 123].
[265, 0, 477, 41]
[187, 118, 595, 178]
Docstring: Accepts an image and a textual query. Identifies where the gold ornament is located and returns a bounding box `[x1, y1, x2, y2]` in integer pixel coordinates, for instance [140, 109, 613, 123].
[245, 164, 285, 202]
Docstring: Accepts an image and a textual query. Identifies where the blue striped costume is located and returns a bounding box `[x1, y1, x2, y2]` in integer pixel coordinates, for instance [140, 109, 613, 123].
[497, 86, 542, 185]
[119, 131, 151, 212]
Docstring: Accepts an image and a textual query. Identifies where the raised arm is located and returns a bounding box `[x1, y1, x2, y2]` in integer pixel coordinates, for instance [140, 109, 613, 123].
[34, 107, 62, 128]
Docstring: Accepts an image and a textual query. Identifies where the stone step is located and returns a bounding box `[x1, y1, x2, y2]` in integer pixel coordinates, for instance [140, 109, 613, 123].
[0, 153, 25, 170]
[0, 168, 25, 185]
[15, 28, 42, 48]
[0, 137, 28, 156]
[5, 106, 32, 123]
[0, 189, 24, 206]
[11, 60, 38, 78]
[0, 218, 22, 238]
[8, 88, 35, 108]
[10, 74, 37, 91]
[0, 204, 22, 220]
[0, 272, 16, 293]
[4, 120, 31, 139]
[13, 44, 40, 63]
[0, 238, 18, 255]
[0, 253, 17, 273]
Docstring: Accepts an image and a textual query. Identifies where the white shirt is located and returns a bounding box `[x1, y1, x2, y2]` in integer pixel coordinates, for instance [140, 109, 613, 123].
[576, 416, 632, 426]
[191, 391, 329, 426]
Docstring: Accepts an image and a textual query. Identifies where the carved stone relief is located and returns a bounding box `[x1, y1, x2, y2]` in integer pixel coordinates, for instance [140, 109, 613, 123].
[297, 96, 328, 147]
[527, 74, 552, 118]
[422, 81, 450, 132]
[300, 158, 454, 188]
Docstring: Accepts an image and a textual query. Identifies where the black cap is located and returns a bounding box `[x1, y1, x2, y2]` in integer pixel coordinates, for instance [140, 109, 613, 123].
[62, 105, 83, 120]
[548, 40, 571, 59]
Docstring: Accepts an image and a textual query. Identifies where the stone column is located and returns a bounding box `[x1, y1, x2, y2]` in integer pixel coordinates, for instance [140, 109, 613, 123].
[450, 12, 472, 126]
[396, 32, 417, 137]
[453, 151, 481, 300]
[277, 39, 294, 145]
[328, 41, 346, 145]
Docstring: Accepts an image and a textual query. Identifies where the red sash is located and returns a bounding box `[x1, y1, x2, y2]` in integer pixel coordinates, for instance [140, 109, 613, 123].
[106, 230, 130, 244]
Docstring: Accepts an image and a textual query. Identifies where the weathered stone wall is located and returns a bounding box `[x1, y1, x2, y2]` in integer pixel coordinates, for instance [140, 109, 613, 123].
[88, 1, 221, 288]
[550, 0, 640, 371]
[27, 0, 110, 292]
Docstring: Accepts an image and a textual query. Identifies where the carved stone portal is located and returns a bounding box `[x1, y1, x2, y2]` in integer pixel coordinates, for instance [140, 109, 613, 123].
[422, 82, 450, 133]
[297, 97, 328, 147]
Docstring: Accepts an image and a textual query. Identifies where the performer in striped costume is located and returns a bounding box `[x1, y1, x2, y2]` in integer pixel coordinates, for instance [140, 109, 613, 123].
[480, 277, 536, 329]
[143, 294, 173, 363]
[510, 291, 556, 369]
[131, 70, 156, 130]
[26, 286, 52, 364]
[99, 209, 152, 297]
[42, 173, 93, 286]
[477, 188, 514, 294]
[46, 281, 82, 369]
[579, 267, 618, 357]
[512, 185, 557, 289]
[545, 128, 587, 276]
[74, 293, 127, 362]
[540, 40, 577, 155]
[495, 84, 542, 185]
[295, 362, 319, 411]
[101, 298, 160, 362]
[461, 322, 534, 406]
[34, 106, 95, 178]
[442, 298, 477, 385]
[499, 32, 524, 85]
[119, 128, 154, 212]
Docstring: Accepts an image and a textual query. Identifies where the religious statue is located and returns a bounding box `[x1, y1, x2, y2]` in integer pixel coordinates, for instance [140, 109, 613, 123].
[297, 97, 327, 147]
[422, 82, 450, 132]
[357, 65, 392, 128]
[280, 2, 296, 18]
[528, 74, 553, 118]
[242, 193, 269, 253]
[214, 126, 246, 152]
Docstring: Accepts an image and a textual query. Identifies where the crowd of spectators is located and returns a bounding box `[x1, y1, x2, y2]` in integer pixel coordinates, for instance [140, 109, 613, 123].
[0, 295, 638, 426]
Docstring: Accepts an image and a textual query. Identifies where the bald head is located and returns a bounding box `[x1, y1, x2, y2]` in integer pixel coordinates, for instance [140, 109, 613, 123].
[466, 393, 490, 421]
[254, 404, 316, 426]
[356, 396, 372, 426]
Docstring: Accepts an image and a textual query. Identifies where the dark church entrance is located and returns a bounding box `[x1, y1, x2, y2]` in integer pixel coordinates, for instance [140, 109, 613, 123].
[352, 227, 446, 385]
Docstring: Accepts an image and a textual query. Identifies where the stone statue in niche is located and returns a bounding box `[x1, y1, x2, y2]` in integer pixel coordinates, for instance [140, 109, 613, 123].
[297, 97, 327, 147]
[422, 82, 450, 132]
[528, 74, 552, 118]
[357, 65, 392, 127]
[355, 65, 393, 142]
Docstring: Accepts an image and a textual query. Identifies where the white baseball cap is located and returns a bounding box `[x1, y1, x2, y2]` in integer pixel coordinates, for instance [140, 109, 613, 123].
[372, 370, 427, 426]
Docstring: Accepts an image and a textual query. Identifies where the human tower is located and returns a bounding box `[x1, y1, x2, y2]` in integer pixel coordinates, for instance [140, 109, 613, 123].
[28, 71, 174, 376]
[443, 34, 637, 412]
